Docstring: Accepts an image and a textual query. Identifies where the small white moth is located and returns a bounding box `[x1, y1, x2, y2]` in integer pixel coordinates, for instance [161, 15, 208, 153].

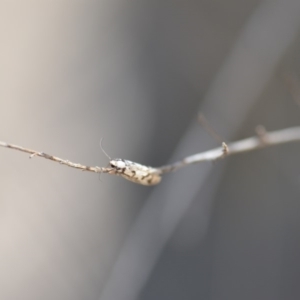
[100, 139, 162, 186]
[109, 159, 162, 186]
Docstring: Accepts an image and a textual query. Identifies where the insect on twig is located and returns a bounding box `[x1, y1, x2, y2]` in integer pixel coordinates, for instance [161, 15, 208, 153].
[1, 126, 300, 185]
[107, 159, 162, 186]
[100, 138, 162, 186]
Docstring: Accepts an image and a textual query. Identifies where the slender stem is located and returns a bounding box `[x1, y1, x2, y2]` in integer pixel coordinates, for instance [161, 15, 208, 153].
[1, 126, 300, 183]
[157, 126, 300, 173]
[0, 141, 112, 173]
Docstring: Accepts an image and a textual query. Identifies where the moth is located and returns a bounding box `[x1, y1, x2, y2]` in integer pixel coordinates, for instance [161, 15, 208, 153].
[109, 159, 162, 186]
[100, 139, 161, 186]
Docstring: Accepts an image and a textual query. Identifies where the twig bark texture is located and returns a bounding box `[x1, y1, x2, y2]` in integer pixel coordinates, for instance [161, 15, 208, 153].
[1, 126, 300, 185]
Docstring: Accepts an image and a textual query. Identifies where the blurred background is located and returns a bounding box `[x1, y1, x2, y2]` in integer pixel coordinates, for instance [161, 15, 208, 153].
[1, 0, 300, 299]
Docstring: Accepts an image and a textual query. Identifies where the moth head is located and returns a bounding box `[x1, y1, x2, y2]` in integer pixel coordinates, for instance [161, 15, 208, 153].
[110, 159, 126, 172]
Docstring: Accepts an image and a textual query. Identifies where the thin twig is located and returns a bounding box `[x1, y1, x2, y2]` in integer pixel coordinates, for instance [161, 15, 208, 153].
[1, 126, 300, 184]
[198, 112, 225, 144]
[0, 141, 112, 174]
[158, 126, 300, 174]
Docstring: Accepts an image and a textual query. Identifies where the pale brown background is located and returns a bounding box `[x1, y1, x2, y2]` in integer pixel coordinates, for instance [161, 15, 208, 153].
[1, 1, 300, 300]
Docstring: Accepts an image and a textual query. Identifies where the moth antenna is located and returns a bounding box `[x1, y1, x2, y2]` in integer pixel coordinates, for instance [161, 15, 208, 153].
[99, 138, 112, 161]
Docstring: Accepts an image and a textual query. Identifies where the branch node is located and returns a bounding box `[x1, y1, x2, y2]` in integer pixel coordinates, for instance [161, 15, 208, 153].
[29, 152, 39, 159]
[95, 167, 102, 173]
[222, 142, 229, 157]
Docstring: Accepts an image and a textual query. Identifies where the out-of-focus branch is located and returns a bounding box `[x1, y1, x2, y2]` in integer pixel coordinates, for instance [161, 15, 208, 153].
[1, 126, 300, 184]
[283, 72, 300, 107]
[158, 126, 300, 174]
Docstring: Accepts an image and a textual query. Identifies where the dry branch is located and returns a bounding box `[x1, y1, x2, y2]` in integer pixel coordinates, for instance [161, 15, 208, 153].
[1, 125, 300, 185]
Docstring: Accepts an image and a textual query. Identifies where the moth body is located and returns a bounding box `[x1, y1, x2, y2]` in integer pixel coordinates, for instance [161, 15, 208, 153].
[109, 158, 161, 186]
